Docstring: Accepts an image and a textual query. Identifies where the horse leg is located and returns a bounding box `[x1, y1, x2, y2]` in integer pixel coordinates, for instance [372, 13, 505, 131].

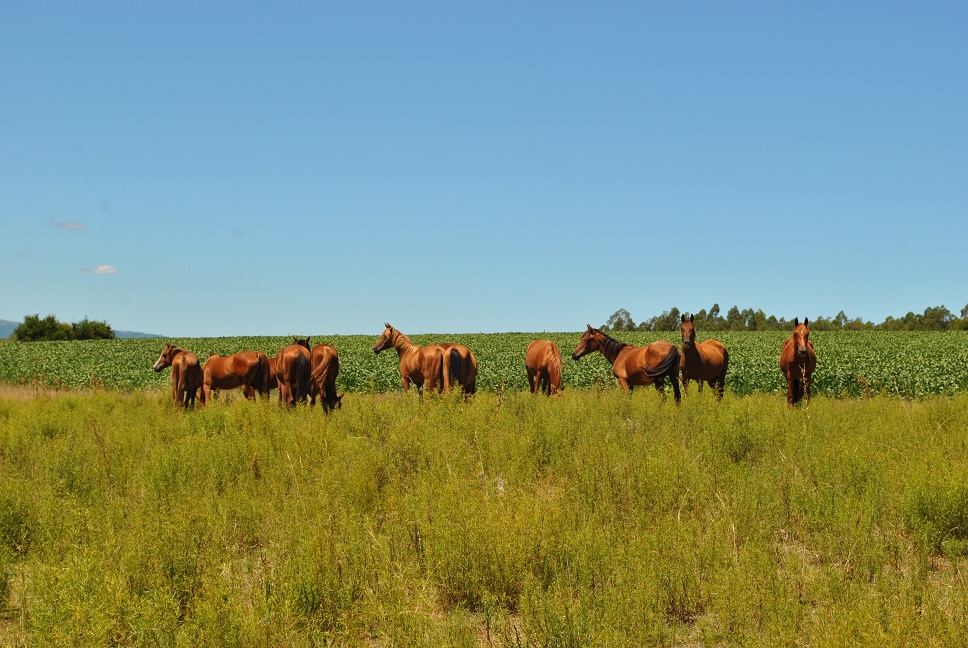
[527, 370, 537, 394]
[671, 374, 681, 404]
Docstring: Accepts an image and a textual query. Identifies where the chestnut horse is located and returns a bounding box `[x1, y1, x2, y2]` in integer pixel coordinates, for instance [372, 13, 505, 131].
[372, 324, 445, 393]
[152, 342, 203, 407]
[309, 343, 343, 411]
[572, 325, 681, 402]
[201, 350, 271, 403]
[780, 318, 816, 405]
[440, 343, 478, 395]
[276, 337, 312, 407]
[526, 340, 562, 395]
[679, 314, 729, 399]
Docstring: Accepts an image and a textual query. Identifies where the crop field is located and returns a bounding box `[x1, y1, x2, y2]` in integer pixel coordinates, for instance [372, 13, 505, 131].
[1, 330, 967, 398]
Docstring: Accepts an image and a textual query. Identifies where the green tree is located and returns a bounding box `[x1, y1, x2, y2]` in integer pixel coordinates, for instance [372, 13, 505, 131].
[13, 314, 74, 341]
[72, 317, 115, 340]
[603, 309, 636, 332]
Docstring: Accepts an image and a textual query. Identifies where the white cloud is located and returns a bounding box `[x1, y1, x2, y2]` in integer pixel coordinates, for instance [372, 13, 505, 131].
[81, 265, 118, 275]
[52, 219, 89, 230]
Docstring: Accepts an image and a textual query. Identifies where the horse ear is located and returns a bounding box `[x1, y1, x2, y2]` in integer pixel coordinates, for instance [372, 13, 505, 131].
[586, 324, 593, 331]
[690, 314, 694, 323]
[793, 317, 799, 326]
[803, 318, 808, 326]
[681, 314, 686, 323]
[385, 322, 390, 329]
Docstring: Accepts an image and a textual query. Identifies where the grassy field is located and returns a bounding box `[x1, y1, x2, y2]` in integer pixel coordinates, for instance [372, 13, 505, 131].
[1, 385, 968, 646]
[1, 330, 968, 398]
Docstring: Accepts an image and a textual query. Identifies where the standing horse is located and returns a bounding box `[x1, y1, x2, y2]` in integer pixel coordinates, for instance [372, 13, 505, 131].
[276, 337, 311, 407]
[201, 350, 270, 403]
[780, 318, 816, 405]
[526, 339, 562, 395]
[679, 314, 729, 399]
[309, 343, 343, 411]
[439, 343, 478, 395]
[372, 323, 445, 393]
[571, 325, 681, 402]
[152, 342, 203, 407]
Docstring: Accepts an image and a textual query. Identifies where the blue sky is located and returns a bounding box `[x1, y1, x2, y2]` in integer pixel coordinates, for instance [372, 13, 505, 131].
[2, 2, 965, 336]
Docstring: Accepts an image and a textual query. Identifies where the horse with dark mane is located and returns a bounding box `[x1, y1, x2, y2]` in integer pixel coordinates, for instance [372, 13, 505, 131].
[572, 325, 681, 402]
[526, 339, 562, 395]
[679, 314, 728, 399]
[372, 323, 445, 393]
[201, 350, 270, 403]
[152, 342, 203, 407]
[309, 343, 342, 411]
[439, 343, 478, 395]
[276, 337, 311, 407]
[780, 318, 816, 405]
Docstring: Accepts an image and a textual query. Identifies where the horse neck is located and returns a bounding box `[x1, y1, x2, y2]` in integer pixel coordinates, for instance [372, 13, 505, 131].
[390, 330, 419, 357]
[596, 333, 628, 366]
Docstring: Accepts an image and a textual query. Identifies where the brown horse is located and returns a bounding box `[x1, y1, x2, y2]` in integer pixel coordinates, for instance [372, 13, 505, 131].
[679, 314, 729, 399]
[201, 350, 270, 403]
[309, 343, 342, 411]
[254, 352, 275, 396]
[372, 323, 445, 393]
[439, 343, 478, 395]
[780, 318, 817, 405]
[152, 342, 203, 407]
[526, 340, 562, 395]
[276, 337, 312, 407]
[572, 325, 681, 402]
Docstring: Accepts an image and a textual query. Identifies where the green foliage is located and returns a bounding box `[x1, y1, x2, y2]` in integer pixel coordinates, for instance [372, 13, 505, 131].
[1, 390, 967, 645]
[2, 330, 967, 398]
[12, 314, 114, 341]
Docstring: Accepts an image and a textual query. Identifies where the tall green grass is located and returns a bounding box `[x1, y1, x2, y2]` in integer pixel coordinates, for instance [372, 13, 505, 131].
[1, 388, 967, 645]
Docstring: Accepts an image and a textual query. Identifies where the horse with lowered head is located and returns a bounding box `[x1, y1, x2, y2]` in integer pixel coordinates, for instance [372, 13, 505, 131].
[679, 314, 729, 399]
[526, 339, 562, 395]
[201, 350, 271, 403]
[153, 342, 203, 407]
[276, 337, 312, 407]
[310, 343, 343, 411]
[572, 325, 681, 402]
[372, 323, 445, 393]
[780, 317, 816, 405]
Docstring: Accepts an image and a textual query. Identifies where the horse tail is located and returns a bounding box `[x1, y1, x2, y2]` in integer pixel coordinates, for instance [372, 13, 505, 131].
[254, 353, 271, 395]
[645, 345, 680, 379]
[548, 348, 563, 393]
[448, 348, 462, 391]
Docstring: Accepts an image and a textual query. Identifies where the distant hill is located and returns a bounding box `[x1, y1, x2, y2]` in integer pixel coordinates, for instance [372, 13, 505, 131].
[0, 320, 18, 339]
[0, 319, 165, 340]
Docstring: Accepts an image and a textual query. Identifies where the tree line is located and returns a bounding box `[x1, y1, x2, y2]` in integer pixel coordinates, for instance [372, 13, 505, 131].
[11, 314, 115, 341]
[603, 304, 968, 332]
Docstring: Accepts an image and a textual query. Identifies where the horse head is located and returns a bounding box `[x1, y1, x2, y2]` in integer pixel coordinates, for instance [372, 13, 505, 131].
[572, 325, 602, 360]
[373, 323, 394, 354]
[153, 342, 177, 372]
[680, 314, 696, 349]
[292, 336, 311, 350]
[792, 318, 810, 358]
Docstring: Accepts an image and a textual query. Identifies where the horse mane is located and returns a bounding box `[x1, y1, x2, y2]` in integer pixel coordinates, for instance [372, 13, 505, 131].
[597, 329, 629, 358]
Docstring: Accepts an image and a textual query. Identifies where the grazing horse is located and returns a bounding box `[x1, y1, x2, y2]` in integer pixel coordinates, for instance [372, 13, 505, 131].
[571, 325, 681, 403]
[201, 350, 271, 403]
[152, 342, 203, 407]
[679, 314, 729, 399]
[309, 343, 343, 411]
[276, 337, 312, 407]
[526, 340, 562, 395]
[372, 323, 445, 393]
[780, 318, 817, 405]
[439, 343, 478, 395]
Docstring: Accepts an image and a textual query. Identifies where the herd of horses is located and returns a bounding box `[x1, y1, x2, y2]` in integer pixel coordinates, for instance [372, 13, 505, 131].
[152, 318, 817, 408]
